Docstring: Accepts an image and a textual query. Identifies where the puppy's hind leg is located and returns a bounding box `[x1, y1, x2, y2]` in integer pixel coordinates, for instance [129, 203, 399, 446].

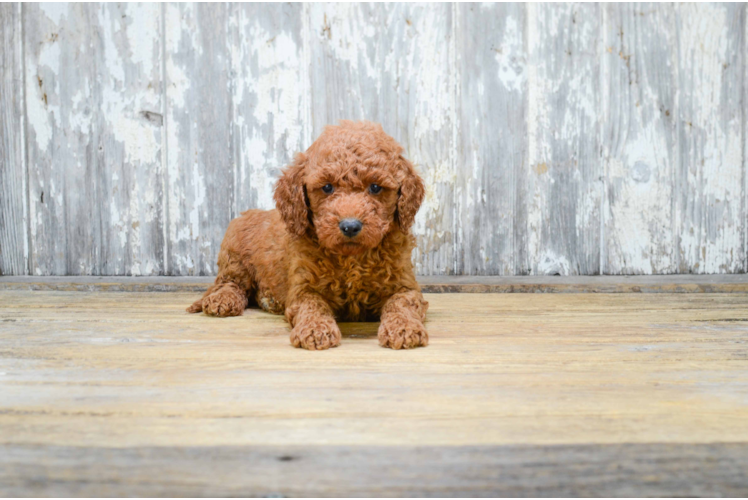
[186, 279, 254, 317]
[186, 253, 255, 317]
[187, 280, 249, 316]
[200, 281, 250, 317]
[186, 297, 204, 314]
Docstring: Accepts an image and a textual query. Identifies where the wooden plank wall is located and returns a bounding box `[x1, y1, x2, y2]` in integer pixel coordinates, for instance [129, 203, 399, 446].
[1, 3, 746, 276]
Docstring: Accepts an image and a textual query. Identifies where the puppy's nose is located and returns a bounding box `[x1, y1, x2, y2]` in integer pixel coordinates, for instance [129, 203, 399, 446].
[339, 218, 363, 238]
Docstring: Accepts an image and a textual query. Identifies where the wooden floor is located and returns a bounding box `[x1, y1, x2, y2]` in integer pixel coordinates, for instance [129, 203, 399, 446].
[1, 287, 748, 496]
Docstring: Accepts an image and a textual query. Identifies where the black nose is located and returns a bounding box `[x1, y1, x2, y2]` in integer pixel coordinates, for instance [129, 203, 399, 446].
[339, 218, 363, 238]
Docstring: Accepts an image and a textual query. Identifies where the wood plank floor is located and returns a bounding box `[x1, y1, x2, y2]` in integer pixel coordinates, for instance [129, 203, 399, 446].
[1, 290, 748, 496]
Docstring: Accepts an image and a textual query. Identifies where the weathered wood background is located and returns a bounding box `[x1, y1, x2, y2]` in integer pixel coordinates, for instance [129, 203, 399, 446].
[1, 3, 746, 276]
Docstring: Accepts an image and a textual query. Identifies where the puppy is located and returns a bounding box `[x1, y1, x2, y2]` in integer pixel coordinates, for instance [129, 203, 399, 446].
[187, 120, 428, 350]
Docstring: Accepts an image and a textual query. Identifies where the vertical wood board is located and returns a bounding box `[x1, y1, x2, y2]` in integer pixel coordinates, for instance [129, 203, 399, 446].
[676, 3, 745, 273]
[602, 4, 678, 274]
[455, 3, 527, 275]
[24, 3, 102, 275]
[164, 3, 232, 276]
[228, 3, 307, 216]
[96, 3, 165, 276]
[0, 3, 27, 276]
[525, 3, 603, 276]
[24, 3, 164, 276]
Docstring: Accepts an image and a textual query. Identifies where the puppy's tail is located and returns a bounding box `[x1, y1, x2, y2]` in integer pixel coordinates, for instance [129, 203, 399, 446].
[186, 298, 203, 313]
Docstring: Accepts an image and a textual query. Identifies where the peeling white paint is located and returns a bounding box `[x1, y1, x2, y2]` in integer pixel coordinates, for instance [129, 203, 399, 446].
[409, 5, 453, 258]
[678, 3, 744, 273]
[308, 4, 383, 97]
[525, 3, 604, 275]
[125, 3, 156, 71]
[536, 251, 572, 276]
[245, 137, 276, 209]
[7, 3, 746, 277]
[189, 164, 205, 241]
[26, 38, 60, 152]
[495, 16, 525, 93]
[230, 4, 306, 220]
[39, 3, 66, 26]
[526, 2, 546, 272]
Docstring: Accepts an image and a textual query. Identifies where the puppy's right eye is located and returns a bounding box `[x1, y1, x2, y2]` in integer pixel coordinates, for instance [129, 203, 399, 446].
[321, 184, 334, 194]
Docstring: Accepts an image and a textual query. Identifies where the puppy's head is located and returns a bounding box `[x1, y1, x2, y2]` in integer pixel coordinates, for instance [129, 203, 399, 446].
[274, 121, 424, 255]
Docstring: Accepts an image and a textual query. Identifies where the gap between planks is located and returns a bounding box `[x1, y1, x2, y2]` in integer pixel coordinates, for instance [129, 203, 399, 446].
[0, 274, 747, 293]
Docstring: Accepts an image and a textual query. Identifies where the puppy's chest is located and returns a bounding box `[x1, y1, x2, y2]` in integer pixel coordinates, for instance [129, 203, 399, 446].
[327, 258, 398, 310]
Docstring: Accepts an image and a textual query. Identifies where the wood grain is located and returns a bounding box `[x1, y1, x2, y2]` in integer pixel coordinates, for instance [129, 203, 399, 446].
[23, 4, 165, 276]
[455, 3, 526, 275]
[24, 4, 102, 275]
[2, 443, 748, 497]
[525, 3, 603, 276]
[602, 4, 678, 274]
[228, 3, 307, 216]
[676, 3, 746, 273]
[1, 291, 747, 448]
[0, 3, 27, 276]
[164, 3, 232, 276]
[1, 290, 747, 495]
[96, 3, 165, 276]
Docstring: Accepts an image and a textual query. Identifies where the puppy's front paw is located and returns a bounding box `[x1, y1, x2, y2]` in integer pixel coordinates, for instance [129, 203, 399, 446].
[202, 285, 247, 317]
[290, 317, 342, 350]
[378, 315, 428, 349]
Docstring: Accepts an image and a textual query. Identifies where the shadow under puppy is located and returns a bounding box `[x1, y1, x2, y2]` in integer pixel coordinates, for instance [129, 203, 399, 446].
[187, 120, 429, 350]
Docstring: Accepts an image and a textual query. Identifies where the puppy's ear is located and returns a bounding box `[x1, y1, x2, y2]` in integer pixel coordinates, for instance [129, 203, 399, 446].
[274, 153, 310, 237]
[396, 156, 425, 232]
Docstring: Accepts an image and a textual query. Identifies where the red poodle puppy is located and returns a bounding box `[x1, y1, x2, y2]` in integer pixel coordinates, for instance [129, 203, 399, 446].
[187, 120, 428, 350]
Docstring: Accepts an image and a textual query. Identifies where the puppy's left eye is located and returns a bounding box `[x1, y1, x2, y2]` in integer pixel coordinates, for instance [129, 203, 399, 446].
[321, 184, 334, 194]
[369, 184, 383, 194]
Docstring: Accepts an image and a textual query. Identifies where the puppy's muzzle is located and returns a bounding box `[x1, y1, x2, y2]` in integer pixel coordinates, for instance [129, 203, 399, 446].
[339, 218, 363, 238]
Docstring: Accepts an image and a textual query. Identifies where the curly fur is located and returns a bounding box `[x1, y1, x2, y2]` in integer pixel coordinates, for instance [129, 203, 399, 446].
[187, 120, 428, 350]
